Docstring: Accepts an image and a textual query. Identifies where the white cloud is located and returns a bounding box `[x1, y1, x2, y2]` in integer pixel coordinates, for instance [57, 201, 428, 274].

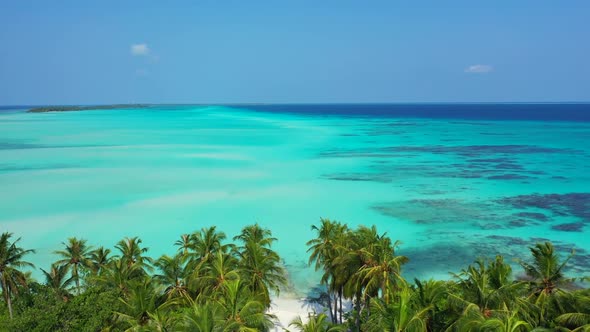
[465, 64, 493, 74]
[131, 43, 150, 56]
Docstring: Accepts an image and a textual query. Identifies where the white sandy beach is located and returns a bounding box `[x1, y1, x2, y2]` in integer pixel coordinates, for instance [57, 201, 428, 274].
[269, 294, 322, 331]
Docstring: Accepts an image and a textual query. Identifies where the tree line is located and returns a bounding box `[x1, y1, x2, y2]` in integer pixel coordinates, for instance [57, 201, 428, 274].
[0, 219, 589, 331]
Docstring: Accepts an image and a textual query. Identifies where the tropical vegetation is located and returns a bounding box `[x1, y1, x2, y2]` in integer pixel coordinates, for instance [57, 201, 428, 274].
[0, 219, 588, 331]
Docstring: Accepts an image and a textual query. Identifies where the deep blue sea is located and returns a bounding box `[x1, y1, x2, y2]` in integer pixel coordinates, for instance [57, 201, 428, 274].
[233, 103, 590, 121]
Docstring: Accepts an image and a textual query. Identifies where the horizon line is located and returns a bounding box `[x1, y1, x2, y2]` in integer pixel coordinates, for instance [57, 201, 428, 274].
[3, 101, 590, 108]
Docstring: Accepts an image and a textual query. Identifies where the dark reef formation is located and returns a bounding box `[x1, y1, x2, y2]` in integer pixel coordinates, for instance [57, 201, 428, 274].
[497, 193, 590, 221]
[551, 222, 585, 232]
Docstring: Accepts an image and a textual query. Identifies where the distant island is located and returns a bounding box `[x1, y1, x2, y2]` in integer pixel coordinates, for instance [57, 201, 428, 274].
[27, 104, 149, 113]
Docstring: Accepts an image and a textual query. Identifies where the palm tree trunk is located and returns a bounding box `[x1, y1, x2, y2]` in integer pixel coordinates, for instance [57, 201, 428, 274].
[339, 288, 343, 324]
[74, 264, 80, 295]
[326, 290, 335, 324]
[382, 276, 388, 304]
[1, 277, 13, 320]
[333, 292, 338, 324]
[7, 291, 13, 320]
[355, 289, 361, 332]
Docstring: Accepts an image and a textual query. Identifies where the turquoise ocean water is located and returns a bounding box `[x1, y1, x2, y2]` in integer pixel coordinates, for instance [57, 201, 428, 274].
[1, 105, 589, 294]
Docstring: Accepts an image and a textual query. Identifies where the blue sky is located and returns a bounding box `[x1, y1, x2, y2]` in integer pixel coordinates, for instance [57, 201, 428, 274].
[1, 1, 589, 104]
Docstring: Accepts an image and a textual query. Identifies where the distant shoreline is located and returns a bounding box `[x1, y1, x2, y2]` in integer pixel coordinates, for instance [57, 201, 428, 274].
[16, 103, 590, 122]
[26, 104, 150, 113]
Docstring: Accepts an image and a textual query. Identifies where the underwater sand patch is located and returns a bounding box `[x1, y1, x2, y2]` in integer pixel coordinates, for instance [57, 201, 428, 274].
[371, 199, 492, 225]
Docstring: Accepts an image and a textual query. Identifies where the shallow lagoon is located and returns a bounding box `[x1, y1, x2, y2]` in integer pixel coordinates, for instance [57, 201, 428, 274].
[1, 105, 589, 293]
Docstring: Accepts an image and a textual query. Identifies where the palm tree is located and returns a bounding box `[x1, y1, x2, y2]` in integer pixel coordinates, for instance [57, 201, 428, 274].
[89, 246, 112, 275]
[450, 256, 525, 317]
[0, 232, 35, 319]
[237, 241, 286, 307]
[216, 279, 275, 331]
[233, 223, 276, 248]
[180, 302, 225, 332]
[555, 313, 590, 332]
[175, 234, 192, 256]
[520, 242, 574, 296]
[40, 263, 74, 300]
[54, 237, 93, 294]
[189, 251, 239, 297]
[115, 279, 170, 330]
[450, 259, 500, 315]
[234, 224, 286, 308]
[488, 255, 513, 290]
[413, 279, 449, 331]
[190, 227, 229, 265]
[551, 289, 590, 331]
[115, 237, 153, 272]
[147, 309, 178, 332]
[447, 256, 536, 331]
[289, 313, 345, 332]
[307, 219, 349, 323]
[331, 227, 370, 329]
[307, 219, 346, 272]
[449, 303, 532, 332]
[519, 242, 576, 325]
[357, 231, 408, 305]
[481, 312, 534, 332]
[364, 286, 430, 332]
[97, 257, 145, 294]
[154, 253, 189, 301]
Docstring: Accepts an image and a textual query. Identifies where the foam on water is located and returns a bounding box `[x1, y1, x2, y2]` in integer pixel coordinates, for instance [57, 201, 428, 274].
[1, 105, 589, 294]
